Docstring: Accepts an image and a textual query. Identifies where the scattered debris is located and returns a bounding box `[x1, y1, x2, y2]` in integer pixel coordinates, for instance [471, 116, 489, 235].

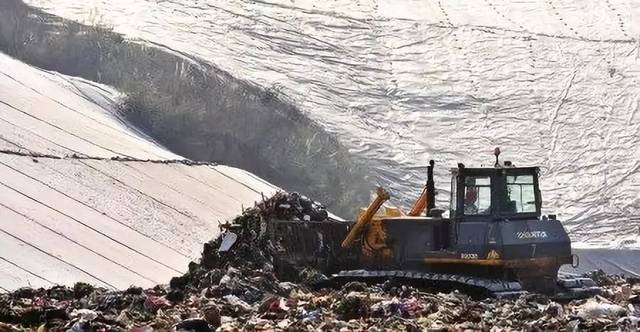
[1, 192, 638, 331]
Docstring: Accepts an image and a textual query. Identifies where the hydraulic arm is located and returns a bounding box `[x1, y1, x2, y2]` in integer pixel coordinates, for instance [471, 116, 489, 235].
[341, 187, 390, 248]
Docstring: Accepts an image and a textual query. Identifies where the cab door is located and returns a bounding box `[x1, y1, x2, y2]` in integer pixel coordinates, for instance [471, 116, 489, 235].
[452, 169, 495, 256]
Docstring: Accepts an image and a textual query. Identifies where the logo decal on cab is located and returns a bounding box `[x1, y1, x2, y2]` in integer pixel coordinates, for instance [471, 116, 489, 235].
[517, 231, 548, 239]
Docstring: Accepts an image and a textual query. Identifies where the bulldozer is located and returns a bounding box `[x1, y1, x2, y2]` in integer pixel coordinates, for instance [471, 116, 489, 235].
[269, 149, 599, 298]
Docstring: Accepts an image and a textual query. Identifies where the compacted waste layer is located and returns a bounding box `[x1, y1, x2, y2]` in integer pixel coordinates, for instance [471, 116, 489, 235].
[1, 193, 639, 331]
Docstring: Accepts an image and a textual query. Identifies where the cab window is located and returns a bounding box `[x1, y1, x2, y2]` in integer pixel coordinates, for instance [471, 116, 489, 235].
[464, 176, 491, 215]
[502, 175, 536, 213]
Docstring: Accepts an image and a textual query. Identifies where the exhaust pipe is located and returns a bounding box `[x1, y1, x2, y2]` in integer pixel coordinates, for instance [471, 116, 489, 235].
[427, 160, 436, 215]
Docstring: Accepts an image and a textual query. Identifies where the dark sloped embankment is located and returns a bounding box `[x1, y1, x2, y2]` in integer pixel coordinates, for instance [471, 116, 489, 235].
[0, 0, 370, 217]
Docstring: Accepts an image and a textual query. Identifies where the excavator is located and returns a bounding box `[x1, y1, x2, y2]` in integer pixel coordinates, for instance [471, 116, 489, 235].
[269, 149, 599, 298]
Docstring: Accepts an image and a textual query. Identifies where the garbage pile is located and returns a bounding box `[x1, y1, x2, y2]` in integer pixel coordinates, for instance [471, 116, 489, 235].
[1, 192, 639, 331]
[166, 192, 329, 302]
[2, 273, 639, 331]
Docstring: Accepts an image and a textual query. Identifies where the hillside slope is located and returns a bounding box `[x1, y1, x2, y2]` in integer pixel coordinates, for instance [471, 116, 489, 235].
[0, 52, 278, 291]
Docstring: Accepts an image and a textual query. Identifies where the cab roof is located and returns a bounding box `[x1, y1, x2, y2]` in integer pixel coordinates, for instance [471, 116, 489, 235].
[450, 166, 540, 175]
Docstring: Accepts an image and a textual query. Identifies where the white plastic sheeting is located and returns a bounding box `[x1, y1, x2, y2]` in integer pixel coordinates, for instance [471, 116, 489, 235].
[0, 52, 278, 290]
[21, 0, 640, 249]
[564, 248, 640, 277]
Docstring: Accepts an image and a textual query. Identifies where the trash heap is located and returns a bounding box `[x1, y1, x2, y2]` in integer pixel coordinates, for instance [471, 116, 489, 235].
[1, 192, 640, 331]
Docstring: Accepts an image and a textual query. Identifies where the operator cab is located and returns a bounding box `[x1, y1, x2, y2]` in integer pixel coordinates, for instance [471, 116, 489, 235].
[450, 165, 542, 222]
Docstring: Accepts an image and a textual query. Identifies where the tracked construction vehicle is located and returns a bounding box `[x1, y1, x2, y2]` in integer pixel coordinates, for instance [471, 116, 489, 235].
[270, 149, 599, 298]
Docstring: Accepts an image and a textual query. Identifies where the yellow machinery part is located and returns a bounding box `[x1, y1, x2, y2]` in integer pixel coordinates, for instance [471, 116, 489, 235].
[360, 206, 403, 258]
[341, 187, 390, 248]
[359, 184, 428, 257]
[407, 185, 428, 216]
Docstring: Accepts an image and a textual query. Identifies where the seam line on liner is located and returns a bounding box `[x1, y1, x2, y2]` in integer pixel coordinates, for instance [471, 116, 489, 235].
[0, 202, 162, 285]
[0, 135, 26, 151]
[0, 151, 220, 259]
[198, 0, 638, 44]
[207, 165, 263, 196]
[0, 71, 168, 160]
[0, 158, 191, 260]
[432, 22, 635, 44]
[78, 160, 200, 232]
[0, 148, 215, 166]
[0, 99, 132, 159]
[56, 73, 147, 137]
[0, 174, 186, 274]
[120, 162, 227, 218]
[178, 167, 245, 205]
[0, 256, 56, 287]
[0, 148, 246, 223]
[0, 109, 85, 156]
[0, 228, 116, 290]
[0, 110, 198, 166]
[603, 0, 630, 39]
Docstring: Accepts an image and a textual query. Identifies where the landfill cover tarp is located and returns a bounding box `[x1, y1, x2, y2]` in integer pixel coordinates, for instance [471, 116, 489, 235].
[0, 52, 279, 291]
[21, 0, 640, 249]
[565, 249, 640, 277]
